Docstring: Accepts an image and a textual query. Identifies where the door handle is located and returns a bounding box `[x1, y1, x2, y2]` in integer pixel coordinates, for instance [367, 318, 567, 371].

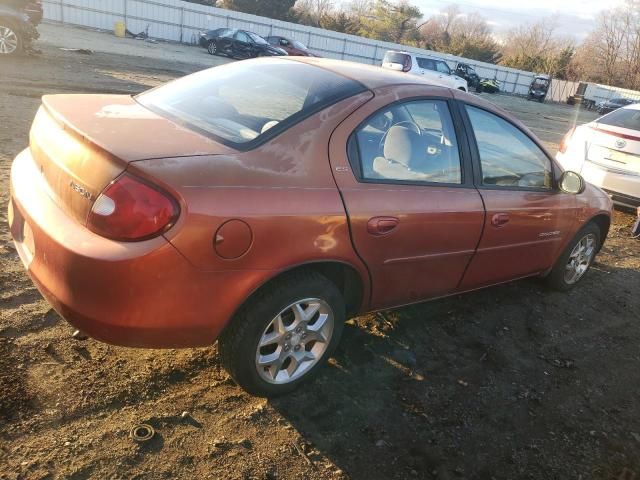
[491, 213, 510, 227]
[367, 216, 399, 236]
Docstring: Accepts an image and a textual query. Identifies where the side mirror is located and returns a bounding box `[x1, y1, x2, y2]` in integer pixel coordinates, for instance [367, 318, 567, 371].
[559, 171, 585, 194]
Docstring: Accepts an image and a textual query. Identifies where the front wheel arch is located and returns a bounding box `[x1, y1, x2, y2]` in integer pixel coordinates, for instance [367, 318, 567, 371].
[589, 214, 610, 252]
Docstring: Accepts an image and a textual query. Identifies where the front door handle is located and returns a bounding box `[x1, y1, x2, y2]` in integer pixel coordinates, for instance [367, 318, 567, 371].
[491, 213, 510, 227]
[367, 216, 399, 236]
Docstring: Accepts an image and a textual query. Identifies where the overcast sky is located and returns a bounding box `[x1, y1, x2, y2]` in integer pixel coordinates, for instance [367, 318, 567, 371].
[373, 0, 626, 40]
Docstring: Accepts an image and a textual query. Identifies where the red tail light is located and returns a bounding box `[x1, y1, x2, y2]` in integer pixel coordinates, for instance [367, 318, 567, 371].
[403, 56, 412, 72]
[559, 126, 576, 154]
[87, 174, 179, 241]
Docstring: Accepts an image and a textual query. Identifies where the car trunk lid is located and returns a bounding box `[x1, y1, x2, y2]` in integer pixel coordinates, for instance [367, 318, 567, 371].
[588, 123, 640, 176]
[29, 94, 233, 225]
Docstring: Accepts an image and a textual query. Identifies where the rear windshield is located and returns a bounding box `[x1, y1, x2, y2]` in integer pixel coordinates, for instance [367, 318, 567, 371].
[384, 52, 409, 64]
[137, 60, 365, 149]
[599, 108, 640, 129]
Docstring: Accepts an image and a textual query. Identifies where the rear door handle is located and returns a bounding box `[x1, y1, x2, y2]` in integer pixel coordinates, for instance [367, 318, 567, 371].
[367, 216, 399, 236]
[491, 213, 510, 227]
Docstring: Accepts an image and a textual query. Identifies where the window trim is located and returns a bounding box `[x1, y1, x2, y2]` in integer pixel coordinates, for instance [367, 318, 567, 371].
[457, 102, 558, 192]
[346, 96, 476, 189]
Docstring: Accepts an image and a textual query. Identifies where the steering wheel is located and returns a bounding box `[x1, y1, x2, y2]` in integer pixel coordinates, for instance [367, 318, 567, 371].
[378, 120, 422, 153]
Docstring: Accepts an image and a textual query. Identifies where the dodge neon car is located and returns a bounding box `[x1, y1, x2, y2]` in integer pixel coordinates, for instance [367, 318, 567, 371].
[9, 58, 612, 396]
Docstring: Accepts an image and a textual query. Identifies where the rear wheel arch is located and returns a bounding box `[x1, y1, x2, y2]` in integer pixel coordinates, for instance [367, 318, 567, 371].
[227, 261, 366, 331]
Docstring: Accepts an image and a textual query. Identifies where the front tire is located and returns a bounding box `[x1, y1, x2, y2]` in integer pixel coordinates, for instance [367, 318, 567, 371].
[0, 21, 22, 56]
[545, 223, 601, 291]
[218, 271, 345, 397]
[207, 41, 217, 55]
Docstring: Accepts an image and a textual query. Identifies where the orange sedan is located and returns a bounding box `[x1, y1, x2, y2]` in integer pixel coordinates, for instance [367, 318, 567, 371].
[9, 58, 612, 396]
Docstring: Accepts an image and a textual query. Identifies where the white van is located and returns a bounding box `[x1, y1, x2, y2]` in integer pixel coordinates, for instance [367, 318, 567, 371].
[381, 50, 468, 92]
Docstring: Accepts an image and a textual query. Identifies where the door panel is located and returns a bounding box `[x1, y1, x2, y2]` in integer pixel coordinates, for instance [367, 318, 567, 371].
[328, 85, 485, 310]
[459, 190, 577, 289]
[342, 186, 484, 309]
[458, 102, 579, 289]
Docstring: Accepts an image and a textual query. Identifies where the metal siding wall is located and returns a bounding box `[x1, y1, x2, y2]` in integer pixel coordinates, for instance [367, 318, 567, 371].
[41, 0, 640, 101]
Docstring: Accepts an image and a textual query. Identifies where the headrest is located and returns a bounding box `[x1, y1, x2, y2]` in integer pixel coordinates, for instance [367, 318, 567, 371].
[383, 126, 419, 168]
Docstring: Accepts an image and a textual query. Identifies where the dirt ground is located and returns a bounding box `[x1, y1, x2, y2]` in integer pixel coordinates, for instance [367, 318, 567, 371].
[1, 25, 640, 480]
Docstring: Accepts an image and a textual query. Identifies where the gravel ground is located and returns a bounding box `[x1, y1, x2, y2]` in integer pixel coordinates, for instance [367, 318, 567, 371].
[1, 24, 640, 480]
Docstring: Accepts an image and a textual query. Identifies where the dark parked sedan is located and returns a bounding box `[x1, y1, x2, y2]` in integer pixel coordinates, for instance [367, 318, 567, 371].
[198, 27, 231, 53]
[211, 29, 286, 59]
[265, 35, 319, 57]
[0, 0, 41, 56]
[597, 97, 635, 115]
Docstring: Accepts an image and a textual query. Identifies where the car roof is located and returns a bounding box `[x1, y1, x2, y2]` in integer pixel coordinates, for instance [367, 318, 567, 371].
[287, 57, 452, 90]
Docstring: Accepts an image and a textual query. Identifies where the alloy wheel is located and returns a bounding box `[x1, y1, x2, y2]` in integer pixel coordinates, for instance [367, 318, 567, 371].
[564, 233, 596, 284]
[255, 298, 334, 384]
[208, 42, 217, 55]
[0, 26, 18, 55]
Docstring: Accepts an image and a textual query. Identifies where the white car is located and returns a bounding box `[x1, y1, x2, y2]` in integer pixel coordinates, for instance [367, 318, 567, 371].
[381, 50, 468, 92]
[556, 104, 640, 209]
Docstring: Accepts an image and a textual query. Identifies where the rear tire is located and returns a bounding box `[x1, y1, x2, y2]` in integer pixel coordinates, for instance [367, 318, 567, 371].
[218, 271, 345, 397]
[545, 223, 601, 291]
[207, 41, 217, 55]
[0, 21, 22, 57]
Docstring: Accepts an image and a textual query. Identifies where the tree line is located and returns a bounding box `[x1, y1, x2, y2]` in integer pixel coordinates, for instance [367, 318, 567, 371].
[187, 0, 640, 89]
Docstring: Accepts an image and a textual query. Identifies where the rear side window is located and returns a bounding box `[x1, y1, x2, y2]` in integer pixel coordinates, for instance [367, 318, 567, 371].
[466, 106, 552, 189]
[138, 60, 365, 149]
[416, 57, 435, 70]
[600, 108, 640, 129]
[383, 52, 410, 65]
[353, 99, 462, 184]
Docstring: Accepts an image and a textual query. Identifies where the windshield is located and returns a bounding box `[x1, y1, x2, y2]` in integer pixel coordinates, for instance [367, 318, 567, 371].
[532, 79, 549, 89]
[137, 60, 365, 148]
[599, 107, 640, 129]
[248, 32, 268, 45]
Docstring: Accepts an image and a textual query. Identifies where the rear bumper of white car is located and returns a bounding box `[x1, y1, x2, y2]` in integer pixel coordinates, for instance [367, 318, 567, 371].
[579, 159, 640, 209]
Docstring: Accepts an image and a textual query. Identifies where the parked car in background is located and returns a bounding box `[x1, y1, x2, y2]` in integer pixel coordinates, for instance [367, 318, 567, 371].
[381, 50, 468, 91]
[557, 103, 640, 209]
[209, 29, 286, 59]
[265, 35, 319, 57]
[476, 78, 500, 93]
[597, 97, 635, 115]
[198, 27, 231, 53]
[0, 0, 41, 56]
[9, 57, 611, 397]
[527, 74, 551, 103]
[454, 62, 480, 89]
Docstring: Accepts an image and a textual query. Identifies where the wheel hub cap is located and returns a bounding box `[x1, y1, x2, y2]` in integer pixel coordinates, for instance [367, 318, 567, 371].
[0, 27, 18, 54]
[564, 233, 596, 284]
[255, 298, 334, 385]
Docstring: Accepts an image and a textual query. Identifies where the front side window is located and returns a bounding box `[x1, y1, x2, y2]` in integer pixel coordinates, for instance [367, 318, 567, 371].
[465, 106, 552, 189]
[235, 31, 251, 43]
[138, 60, 365, 148]
[352, 100, 462, 184]
[435, 61, 451, 75]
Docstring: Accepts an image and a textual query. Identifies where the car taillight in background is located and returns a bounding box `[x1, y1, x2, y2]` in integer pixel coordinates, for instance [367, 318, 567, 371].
[87, 174, 179, 241]
[559, 126, 576, 154]
[403, 55, 412, 72]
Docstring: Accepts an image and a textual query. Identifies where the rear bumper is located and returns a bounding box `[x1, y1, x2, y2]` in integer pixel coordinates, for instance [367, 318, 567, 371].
[9, 149, 267, 348]
[581, 161, 640, 209]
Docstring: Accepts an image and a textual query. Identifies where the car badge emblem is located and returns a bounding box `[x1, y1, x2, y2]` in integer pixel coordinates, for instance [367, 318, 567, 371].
[69, 180, 92, 200]
[615, 139, 627, 149]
